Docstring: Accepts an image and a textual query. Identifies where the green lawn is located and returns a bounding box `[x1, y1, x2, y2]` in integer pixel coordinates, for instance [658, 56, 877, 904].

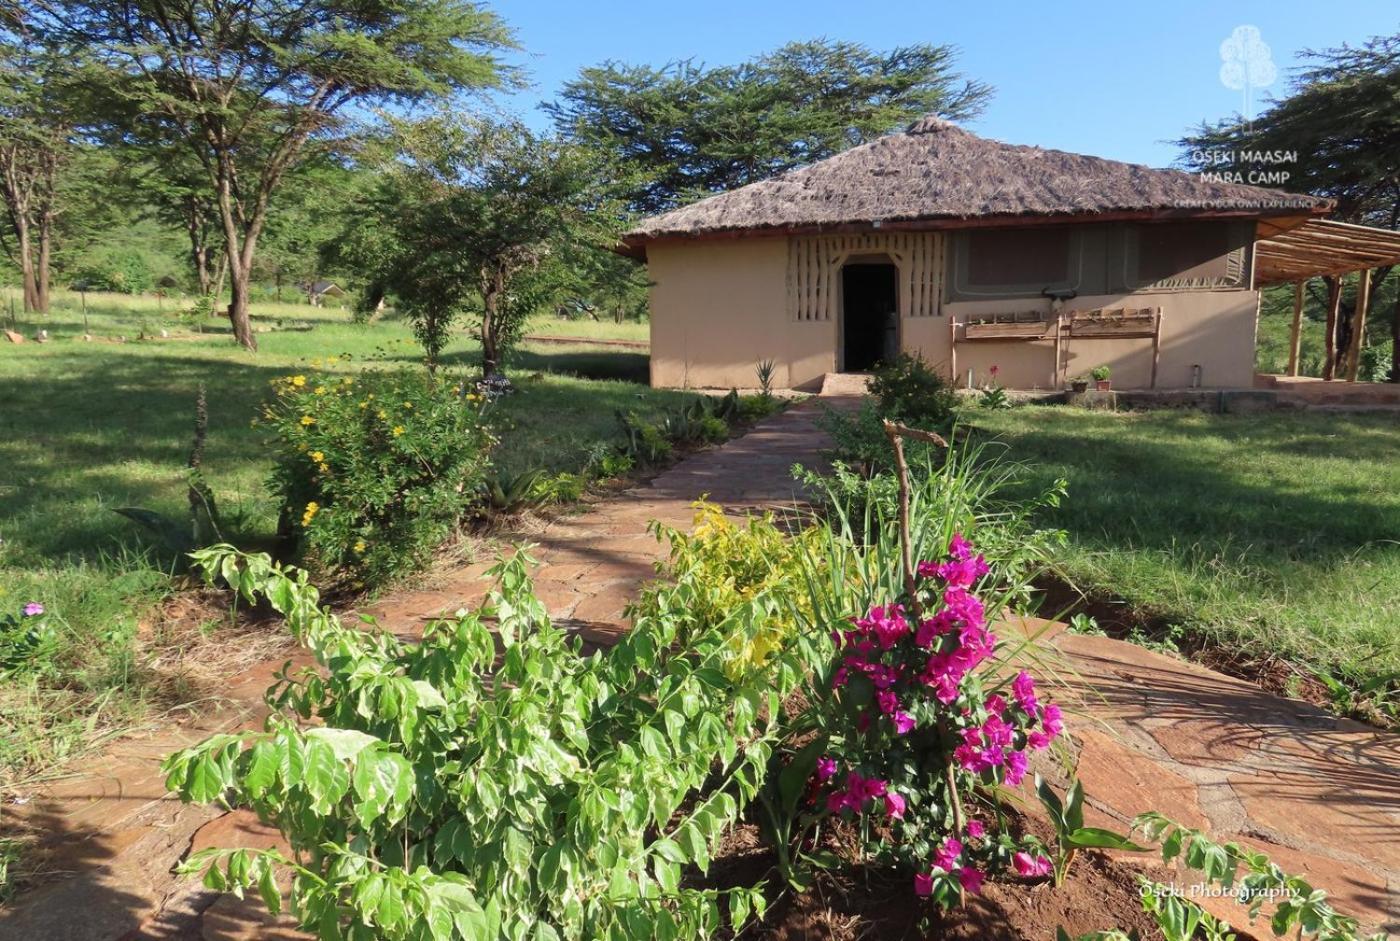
[971, 406, 1400, 703]
[0, 291, 672, 785]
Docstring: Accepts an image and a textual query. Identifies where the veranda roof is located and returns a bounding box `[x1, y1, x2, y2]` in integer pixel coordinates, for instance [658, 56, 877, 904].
[1254, 218, 1400, 285]
[622, 116, 1330, 254]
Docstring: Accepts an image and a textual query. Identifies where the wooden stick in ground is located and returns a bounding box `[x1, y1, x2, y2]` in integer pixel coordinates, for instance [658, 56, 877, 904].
[1287, 280, 1305, 377]
[879, 420, 964, 847]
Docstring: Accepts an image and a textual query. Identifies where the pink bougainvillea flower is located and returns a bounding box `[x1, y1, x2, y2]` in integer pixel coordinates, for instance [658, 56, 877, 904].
[914, 872, 933, 897]
[1026, 730, 1052, 751]
[892, 711, 916, 735]
[859, 776, 888, 801]
[948, 533, 974, 561]
[965, 819, 986, 840]
[1012, 670, 1039, 713]
[1004, 749, 1029, 786]
[929, 554, 990, 589]
[815, 756, 837, 782]
[1040, 702, 1065, 737]
[985, 693, 1007, 715]
[22, 602, 44, 617]
[1012, 852, 1052, 878]
[932, 837, 962, 873]
[876, 689, 898, 715]
[942, 587, 986, 629]
[884, 791, 907, 819]
[957, 866, 985, 894]
[981, 713, 1014, 750]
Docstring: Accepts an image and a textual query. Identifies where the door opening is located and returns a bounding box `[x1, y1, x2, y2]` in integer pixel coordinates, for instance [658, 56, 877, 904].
[841, 262, 899, 372]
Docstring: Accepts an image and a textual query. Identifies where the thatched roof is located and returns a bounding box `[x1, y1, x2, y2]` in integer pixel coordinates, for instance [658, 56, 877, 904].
[623, 117, 1330, 250]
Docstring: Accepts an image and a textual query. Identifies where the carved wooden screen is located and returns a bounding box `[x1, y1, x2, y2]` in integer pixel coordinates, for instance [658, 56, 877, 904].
[787, 232, 942, 322]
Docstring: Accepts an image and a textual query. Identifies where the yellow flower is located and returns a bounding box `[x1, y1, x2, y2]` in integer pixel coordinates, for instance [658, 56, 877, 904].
[290, 375, 307, 388]
[301, 501, 320, 527]
[310, 358, 322, 368]
[403, 401, 414, 409]
[311, 451, 325, 463]
[359, 401, 369, 409]
[377, 409, 388, 419]
[392, 425, 405, 437]
[300, 415, 315, 426]
[319, 462, 330, 473]
[327, 356, 340, 365]
[353, 539, 366, 555]
[314, 385, 327, 395]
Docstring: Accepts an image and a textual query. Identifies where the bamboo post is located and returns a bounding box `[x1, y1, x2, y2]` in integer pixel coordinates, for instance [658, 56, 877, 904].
[1286, 281, 1305, 377]
[1345, 269, 1372, 382]
[1322, 276, 1342, 381]
[948, 318, 957, 384]
[1149, 308, 1161, 389]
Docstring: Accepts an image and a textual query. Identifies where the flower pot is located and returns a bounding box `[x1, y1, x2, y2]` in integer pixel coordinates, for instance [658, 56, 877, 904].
[1095, 380, 1112, 391]
[1070, 380, 1089, 394]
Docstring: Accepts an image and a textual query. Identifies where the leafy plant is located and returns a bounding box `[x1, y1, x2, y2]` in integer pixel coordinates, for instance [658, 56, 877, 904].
[977, 385, 1012, 410]
[867, 352, 959, 429]
[755, 358, 776, 398]
[165, 543, 816, 939]
[1134, 812, 1386, 941]
[1091, 365, 1112, 381]
[593, 450, 635, 479]
[1139, 881, 1237, 941]
[1034, 775, 1146, 885]
[479, 469, 547, 514]
[0, 601, 58, 680]
[263, 367, 495, 586]
[0, 837, 21, 904]
[761, 424, 1072, 906]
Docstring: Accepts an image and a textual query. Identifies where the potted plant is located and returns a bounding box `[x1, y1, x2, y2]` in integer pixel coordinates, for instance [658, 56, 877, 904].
[1091, 365, 1112, 391]
[1070, 374, 1089, 394]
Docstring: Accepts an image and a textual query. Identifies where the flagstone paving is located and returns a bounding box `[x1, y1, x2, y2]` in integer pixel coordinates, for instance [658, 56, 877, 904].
[1, 395, 1396, 939]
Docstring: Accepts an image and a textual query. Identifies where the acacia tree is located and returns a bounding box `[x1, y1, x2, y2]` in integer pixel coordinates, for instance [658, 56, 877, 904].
[27, 0, 515, 350]
[350, 117, 621, 375]
[0, 42, 82, 313]
[547, 39, 992, 215]
[1179, 33, 1400, 380]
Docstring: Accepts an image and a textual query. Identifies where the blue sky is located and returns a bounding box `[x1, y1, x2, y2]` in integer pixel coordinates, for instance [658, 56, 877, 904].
[495, 1, 1397, 168]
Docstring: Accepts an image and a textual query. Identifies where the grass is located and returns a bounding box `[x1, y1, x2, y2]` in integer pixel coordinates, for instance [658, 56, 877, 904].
[970, 406, 1400, 706]
[0, 290, 673, 787]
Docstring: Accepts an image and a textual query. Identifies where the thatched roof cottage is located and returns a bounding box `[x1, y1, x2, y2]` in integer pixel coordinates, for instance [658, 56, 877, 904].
[621, 116, 1392, 391]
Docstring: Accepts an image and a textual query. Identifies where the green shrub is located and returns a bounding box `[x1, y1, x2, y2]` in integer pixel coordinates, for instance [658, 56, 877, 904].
[820, 354, 958, 468]
[868, 353, 959, 429]
[167, 545, 804, 939]
[263, 368, 495, 585]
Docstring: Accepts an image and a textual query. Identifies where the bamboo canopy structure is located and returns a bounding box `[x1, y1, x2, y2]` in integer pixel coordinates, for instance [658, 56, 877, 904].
[1254, 219, 1400, 381]
[1254, 219, 1400, 286]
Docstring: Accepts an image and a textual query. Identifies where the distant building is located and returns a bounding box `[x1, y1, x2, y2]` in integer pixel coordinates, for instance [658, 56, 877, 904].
[621, 116, 1392, 391]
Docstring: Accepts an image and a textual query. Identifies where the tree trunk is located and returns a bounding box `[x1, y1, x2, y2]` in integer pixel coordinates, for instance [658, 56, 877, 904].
[481, 294, 500, 377]
[35, 212, 51, 313]
[213, 251, 228, 300]
[12, 215, 38, 313]
[1322, 276, 1341, 381]
[226, 259, 257, 351]
[1391, 289, 1400, 383]
[186, 200, 212, 295]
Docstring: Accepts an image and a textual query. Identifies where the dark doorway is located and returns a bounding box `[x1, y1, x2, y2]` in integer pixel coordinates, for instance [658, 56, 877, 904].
[841, 262, 899, 372]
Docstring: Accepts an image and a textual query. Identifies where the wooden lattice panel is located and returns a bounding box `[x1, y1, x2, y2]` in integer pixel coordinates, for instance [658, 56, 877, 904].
[787, 232, 942, 322]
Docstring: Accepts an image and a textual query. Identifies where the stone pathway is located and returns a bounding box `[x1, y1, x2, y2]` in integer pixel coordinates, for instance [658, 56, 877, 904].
[0, 399, 842, 940]
[2, 395, 1396, 938]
